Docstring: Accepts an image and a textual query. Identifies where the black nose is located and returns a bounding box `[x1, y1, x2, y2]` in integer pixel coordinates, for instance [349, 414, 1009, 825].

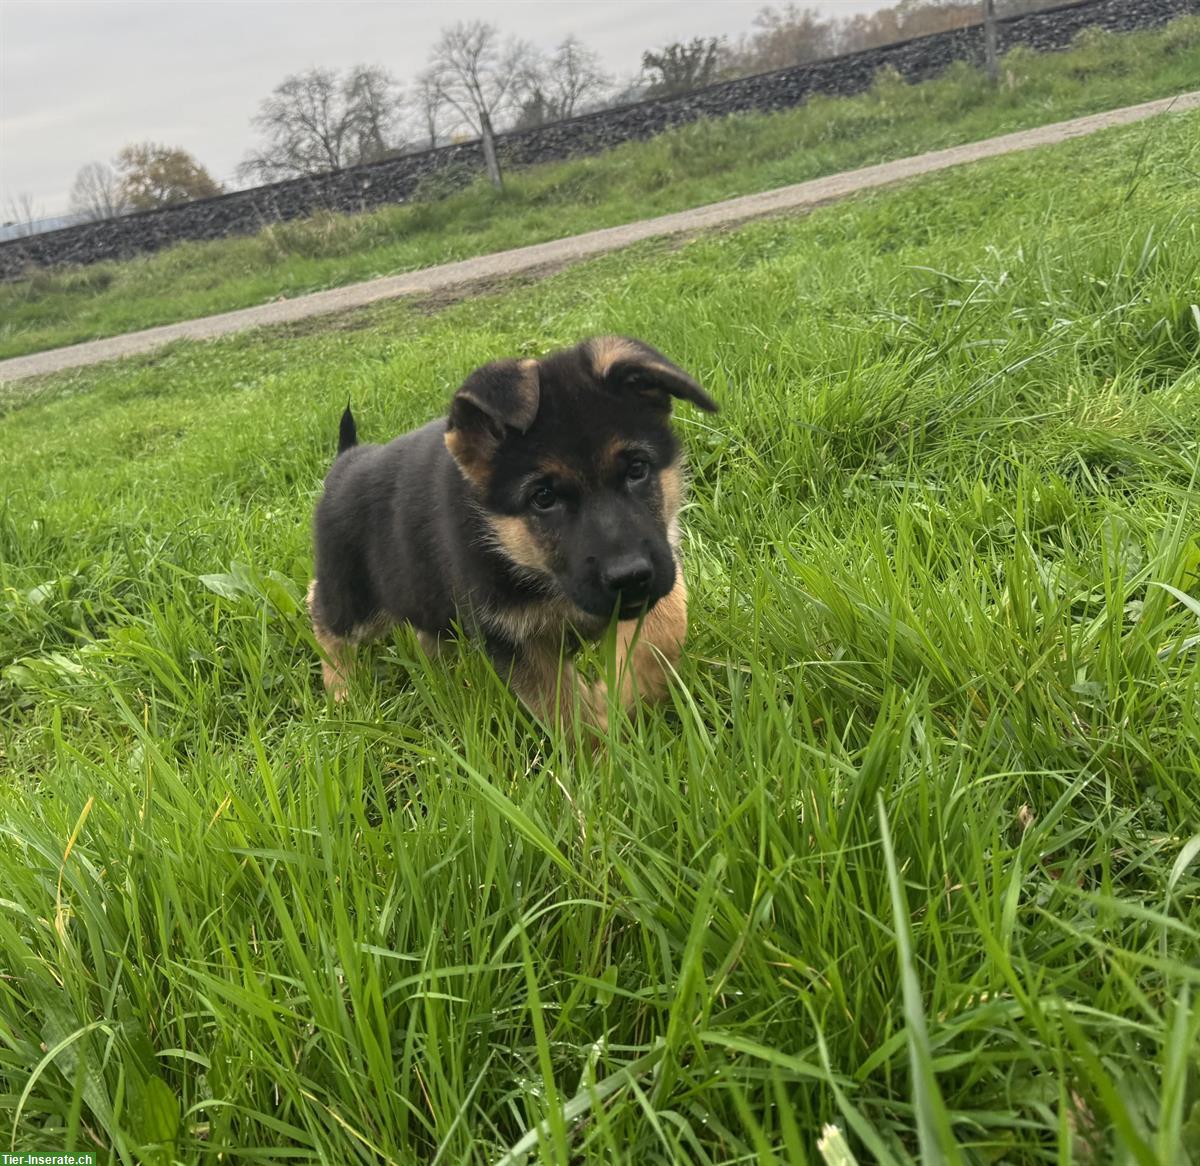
[601, 554, 653, 598]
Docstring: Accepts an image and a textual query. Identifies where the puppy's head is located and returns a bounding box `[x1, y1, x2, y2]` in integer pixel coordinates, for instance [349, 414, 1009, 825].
[445, 336, 718, 621]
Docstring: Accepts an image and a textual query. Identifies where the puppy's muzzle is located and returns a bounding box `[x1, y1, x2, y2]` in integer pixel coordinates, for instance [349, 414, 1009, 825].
[602, 553, 655, 617]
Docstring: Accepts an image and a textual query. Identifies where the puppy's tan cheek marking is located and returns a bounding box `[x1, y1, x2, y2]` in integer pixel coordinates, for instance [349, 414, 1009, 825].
[660, 461, 683, 521]
[659, 460, 684, 547]
[588, 336, 644, 378]
[444, 430, 492, 489]
[488, 515, 552, 573]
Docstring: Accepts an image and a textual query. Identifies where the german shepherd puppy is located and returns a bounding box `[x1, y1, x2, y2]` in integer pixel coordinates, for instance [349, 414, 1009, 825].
[307, 336, 718, 730]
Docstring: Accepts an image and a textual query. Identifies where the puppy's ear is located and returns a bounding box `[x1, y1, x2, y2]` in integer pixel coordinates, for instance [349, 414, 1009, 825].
[587, 336, 718, 413]
[445, 358, 540, 486]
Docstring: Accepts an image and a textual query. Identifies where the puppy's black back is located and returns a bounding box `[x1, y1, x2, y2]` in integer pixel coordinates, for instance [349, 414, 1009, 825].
[313, 418, 528, 640]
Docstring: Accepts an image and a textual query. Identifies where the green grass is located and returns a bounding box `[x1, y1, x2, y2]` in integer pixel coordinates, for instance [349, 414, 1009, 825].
[2, 16, 1199, 362]
[2, 108, 1200, 1163]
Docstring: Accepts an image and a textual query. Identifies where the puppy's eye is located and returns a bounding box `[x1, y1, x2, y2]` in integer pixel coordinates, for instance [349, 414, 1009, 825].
[530, 485, 557, 511]
[626, 458, 650, 483]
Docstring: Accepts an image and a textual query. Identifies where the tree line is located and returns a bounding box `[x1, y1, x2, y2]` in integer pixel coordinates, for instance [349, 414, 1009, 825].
[63, 0, 1032, 223]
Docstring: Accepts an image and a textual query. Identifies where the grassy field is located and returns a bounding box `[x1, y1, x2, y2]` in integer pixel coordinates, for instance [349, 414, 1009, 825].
[1, 15, 1198, 362]
[3, 107, 1200, 1163]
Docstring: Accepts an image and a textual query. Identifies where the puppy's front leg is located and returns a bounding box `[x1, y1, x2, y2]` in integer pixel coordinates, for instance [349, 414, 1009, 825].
[307, 581, 355, 701]
[491, 637, 604, 733]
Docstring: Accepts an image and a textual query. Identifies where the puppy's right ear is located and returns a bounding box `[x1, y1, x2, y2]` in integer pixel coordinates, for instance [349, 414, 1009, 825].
[444, 358, 540, 487]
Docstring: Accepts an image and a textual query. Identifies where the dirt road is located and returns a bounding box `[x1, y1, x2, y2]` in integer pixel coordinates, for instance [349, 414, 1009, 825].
[3, 90, 1197, 384]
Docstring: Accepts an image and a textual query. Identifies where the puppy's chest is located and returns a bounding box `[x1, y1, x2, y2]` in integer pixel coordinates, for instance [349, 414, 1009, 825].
[475, 592, 604, 650]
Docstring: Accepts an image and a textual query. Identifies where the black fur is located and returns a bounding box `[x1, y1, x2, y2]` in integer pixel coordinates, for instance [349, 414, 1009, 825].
[337, 403, 357, 455]
[313, 415, 500, 638]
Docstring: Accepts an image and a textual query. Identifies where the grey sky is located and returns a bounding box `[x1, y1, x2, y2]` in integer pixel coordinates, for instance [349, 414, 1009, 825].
[1, 0, 884, 218]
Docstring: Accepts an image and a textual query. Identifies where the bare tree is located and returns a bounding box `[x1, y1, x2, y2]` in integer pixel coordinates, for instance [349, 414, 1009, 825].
[515, 35, 611, 127]
[413, 69, 446, 149]
[3, 192, 40, 236]
[240, 65, 403, 182]
[347, 65, 403, 163]
[241, 67, 346, 180]
[544, 36, 611, 118]
[726, 6, 835, 74]
[69, 161, 128, 221]
[427, 21, 530, 190]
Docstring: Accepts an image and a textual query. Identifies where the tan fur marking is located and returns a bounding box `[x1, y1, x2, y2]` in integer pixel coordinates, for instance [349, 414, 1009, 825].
[444, 429, 491, 489]
[445, 358, 541, 485]
[515, 358, 540, 427]
[588, 336, 644, 378]
[660, 460, 683, 534]
[415, 629, 443, 658]
[487, 515, 551, 574]
[599, 437, 628, 474]
[641, 360, 679, 381]
[597, 568, 688, 712]
[481, 594, 606, 649]
[588, 337, 686, 387]
[537, 456, 580, 483]
[509, 642, 605, 733]
[307, 580, 355, 701]
[316, 630, 355, 700]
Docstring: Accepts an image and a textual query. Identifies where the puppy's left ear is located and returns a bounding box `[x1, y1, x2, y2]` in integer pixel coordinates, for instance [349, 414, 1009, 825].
[445, 358, 540, 486]
[588, 336, 719, 413]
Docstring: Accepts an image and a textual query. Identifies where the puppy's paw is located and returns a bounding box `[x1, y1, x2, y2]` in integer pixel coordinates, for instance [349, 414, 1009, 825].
[321, 661, 351, 703]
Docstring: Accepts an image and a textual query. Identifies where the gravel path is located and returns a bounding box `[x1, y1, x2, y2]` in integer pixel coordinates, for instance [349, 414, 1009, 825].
[3, 90, 1197, 385]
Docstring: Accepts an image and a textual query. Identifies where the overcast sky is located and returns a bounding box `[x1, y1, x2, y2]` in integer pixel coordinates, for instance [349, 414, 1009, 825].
[1, 0, 885, 219]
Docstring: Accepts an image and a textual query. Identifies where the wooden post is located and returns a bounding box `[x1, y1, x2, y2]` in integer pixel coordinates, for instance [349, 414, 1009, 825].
[983, 0, 999, 84]
[479, 110, 504, 191]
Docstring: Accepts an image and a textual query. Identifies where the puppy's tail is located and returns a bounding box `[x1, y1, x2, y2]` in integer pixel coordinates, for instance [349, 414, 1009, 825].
[337, 400, 358, 456]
